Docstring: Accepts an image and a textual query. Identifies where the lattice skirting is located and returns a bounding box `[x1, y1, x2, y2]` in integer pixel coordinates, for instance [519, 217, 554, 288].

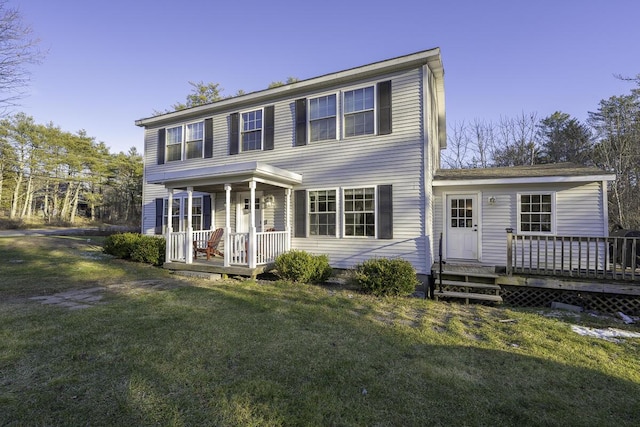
[500, 286, 640, 315]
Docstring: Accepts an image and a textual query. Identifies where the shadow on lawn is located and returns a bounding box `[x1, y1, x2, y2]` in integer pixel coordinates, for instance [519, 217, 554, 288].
[2, 253, 639, 426]
[104, 282, 640, 426]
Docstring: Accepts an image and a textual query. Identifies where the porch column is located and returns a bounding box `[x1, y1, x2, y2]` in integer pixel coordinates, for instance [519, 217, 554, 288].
[285, 188, 291, 251]
[165, 189, 174, 263]
[224, 184, 231, 267]
[210, 193, 216, 230]
[248, 181, 257, 268]
[186, 187, 194, 264]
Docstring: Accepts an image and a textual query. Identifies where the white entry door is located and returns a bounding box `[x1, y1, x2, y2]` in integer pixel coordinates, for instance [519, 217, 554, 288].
[446, 194, 479, 260]
[237, 192, 263, 232]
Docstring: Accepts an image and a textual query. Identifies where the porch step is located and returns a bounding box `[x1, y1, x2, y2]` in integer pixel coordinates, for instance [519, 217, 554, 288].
[433, 290, 503, 303]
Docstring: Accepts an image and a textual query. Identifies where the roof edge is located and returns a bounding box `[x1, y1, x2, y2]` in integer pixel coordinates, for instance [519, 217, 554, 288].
[136, 48, 442, 127]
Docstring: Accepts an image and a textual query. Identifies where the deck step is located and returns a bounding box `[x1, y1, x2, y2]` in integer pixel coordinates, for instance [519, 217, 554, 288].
[437, 279, 501, 290]
[433, 290, 503, 303]
[438, 270, 499, 279]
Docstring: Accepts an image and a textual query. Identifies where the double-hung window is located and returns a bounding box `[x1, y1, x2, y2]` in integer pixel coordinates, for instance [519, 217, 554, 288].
[518, 192, 554, 234]
[166, 126, 183, 162]
[163, 198, 181, 231]
[343, 86, 375, 137]
[163, 197, 204, 232]
[241, 109, 263, 151]
[344, 187, 375, 237]
[309, 190, 337, 236]
[309, 94, 337, 142]
[185, 122, 204, 159]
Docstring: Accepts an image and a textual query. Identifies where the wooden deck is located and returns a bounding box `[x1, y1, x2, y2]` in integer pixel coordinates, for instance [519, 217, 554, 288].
[164, 258, 274, 279]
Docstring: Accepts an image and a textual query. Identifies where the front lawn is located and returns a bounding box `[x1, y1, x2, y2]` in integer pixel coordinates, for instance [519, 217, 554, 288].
[1, 236, 639, 425]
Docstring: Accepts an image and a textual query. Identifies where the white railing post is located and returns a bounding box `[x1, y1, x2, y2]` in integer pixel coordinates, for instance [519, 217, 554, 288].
[165, 190, 174, 263]
[186, 187, 194, 264]
[285, 188, 291, 251]
[224, 184, 231, 267]
[248, 181, 257, 268]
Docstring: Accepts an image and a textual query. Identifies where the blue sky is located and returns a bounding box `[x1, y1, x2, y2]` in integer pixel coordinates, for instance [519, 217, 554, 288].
[10, 0, 640, 154]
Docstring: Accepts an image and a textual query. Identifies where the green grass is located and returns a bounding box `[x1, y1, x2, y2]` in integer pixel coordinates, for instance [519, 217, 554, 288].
[1, 236, 640, 425]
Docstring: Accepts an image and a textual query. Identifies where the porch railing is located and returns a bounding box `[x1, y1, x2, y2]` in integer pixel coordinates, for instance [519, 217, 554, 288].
[168, 231, 187, 261]
[506, 229, 640, 281]
[227, 230, 289, 266]
[168, 229, 289, 267]
[256, 230, 288, 264]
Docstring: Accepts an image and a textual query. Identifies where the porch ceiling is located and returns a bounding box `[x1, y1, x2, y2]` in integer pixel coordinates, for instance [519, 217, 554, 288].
[147, 161, 302, 193]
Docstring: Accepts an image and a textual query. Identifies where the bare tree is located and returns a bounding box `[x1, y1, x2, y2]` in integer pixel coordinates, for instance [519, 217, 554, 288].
[468, 119, 495, 168]
[0, 1, 42, 112]
[493, 112, 540, 166]
[442, 120, 470, 168]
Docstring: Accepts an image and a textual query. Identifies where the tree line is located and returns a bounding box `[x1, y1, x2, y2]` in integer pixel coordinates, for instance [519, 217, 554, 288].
[0, 113, 142, 225]
[442, 76, 640, 230]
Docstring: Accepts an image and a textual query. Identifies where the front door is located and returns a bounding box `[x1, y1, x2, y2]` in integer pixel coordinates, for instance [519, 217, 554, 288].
[446, 194, 479, 260]
[237, 192, 263, 232]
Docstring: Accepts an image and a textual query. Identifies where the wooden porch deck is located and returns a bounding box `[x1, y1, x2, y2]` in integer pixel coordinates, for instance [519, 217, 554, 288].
[164, 258, 274, 279]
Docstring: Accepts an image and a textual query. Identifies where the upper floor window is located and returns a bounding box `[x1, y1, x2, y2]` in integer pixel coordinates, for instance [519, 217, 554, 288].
[185, 122, 204, 159]
[344, 187, 375, 237]
[343, 86, 375, 137]
[164, 122, 204, 162]
[241, 109, 263, 151]
[309, 94, 337, 142]
[518, 192, 555, 234]
[166, 126, 183, 162]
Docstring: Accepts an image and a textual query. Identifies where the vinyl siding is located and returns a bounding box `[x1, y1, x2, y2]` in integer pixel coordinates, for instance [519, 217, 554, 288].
[141, 68, 434, 274]
[433, 181, 606, 266]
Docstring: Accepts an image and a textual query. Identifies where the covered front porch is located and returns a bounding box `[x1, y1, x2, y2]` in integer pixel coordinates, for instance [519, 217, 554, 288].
[149, 161, 302, 271]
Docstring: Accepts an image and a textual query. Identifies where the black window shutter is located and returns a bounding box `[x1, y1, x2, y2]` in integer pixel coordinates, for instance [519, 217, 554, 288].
[229, 113, 239, 155]
[264, 105, 275, 151]
[377, 185, 393, 239]
[377, 80, 392, 135]
[204, 118, 213, 158]
[157, 128, 166, 165]
[155, 198, 164, 234]
[203, 195, 212, 229]
[294, 189, 306, 237]
[295, 98, 307, 146]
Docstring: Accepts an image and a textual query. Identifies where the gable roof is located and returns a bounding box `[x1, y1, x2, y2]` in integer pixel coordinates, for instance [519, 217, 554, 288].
[135, 48, 445, 148]
[433, 163, 616, 186]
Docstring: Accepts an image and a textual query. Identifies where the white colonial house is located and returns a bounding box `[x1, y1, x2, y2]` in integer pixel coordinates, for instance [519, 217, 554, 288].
[136, 48, 615, 284]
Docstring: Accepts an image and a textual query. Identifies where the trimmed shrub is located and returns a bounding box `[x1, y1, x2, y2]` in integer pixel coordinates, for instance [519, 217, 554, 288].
[131, 236, 166, 266]
[103, 232, 141, 259]
[352, 257, 419, 297]
[275, 250, 332, 284]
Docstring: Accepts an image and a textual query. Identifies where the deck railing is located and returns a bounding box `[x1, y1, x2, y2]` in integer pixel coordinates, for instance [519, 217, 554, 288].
[506, 229, 640, 281]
